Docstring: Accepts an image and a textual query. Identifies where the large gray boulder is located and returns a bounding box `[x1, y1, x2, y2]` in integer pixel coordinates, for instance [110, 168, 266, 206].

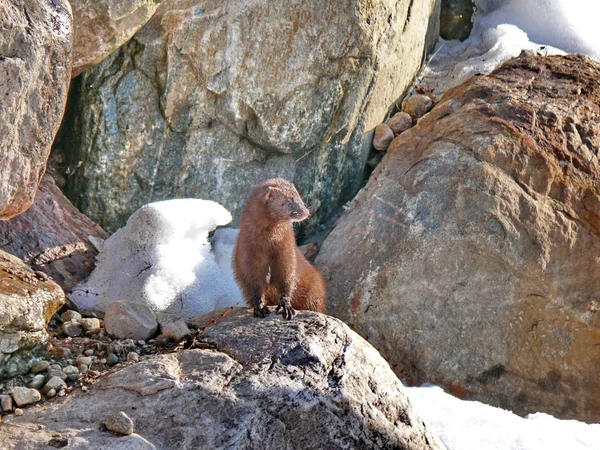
[316, 54, 600, 423]
[0, 250, 65, 378]
[70, 0, 164, 76]
[0, 0, 72, 220]
[54, 0, 440, 232]
[2, 309, 444, 449]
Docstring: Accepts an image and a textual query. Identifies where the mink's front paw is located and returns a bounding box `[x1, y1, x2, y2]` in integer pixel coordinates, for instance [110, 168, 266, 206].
[275, 300, 296, 320]
[253, 306, 271, 318]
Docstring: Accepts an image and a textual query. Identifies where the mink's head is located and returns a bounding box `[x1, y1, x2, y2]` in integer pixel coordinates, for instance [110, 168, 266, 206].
[257, 178, 310, 223]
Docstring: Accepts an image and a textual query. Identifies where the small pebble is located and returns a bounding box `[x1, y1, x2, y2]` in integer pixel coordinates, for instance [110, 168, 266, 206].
[45, 388, 57, 398]
[81, 386, 89, 392]
[79, 318, 101, 331]
[372, 123, 394, 151]
[87, 370, 101, 378]
[61, 310, 82, 322]
[402, 94, 434, 119]
[47, 364, 67, 381]
[14, 408, 24, 416]
[84, 349, 94, 356]
[104, 411, 134, 436]
[62, 321, 83, 337]
[137, 340, 145, 346]
[63, 365, 80, 381]
[43, 376, 67, 393]
[75, 356, 92, 367]
[10, 387, 41, 407]
[30, 374, 46, 390]
[30, 360, 50, 374]
[106, 354, 120, 367]
[127, 352, 140, 363]
[51, 346, 72, 360]
[386, 111, 413, 135]
[161, 320, 191, 342]
[1, 394, 14, 412]
[77, 364, 89, 374]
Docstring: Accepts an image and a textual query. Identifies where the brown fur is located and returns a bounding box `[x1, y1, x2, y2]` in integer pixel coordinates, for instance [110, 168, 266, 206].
[233, 178, 326, 319]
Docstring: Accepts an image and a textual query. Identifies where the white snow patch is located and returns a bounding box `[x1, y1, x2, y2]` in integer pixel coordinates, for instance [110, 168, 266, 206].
[407, 385, 600, 450]
[413, 0, 600, 100]
[70, 199, 243, 319]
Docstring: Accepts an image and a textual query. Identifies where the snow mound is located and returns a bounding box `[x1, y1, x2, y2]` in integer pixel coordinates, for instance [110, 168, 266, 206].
[414, 0, 600, 100]
[407, 385, 600, 450]
[69, 199, 243, 318]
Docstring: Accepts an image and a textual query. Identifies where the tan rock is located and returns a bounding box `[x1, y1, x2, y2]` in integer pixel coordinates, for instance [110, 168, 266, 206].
[0, 251, 65, 377]
[104, 301, 158, 341]
[0, 0, 71, 219]
[402, 94, 434, 119]
[372, 123, 395, 151]
[316, 55, 600, 423]
[386, 111, 413, 135]
[70, 0, 164, 76]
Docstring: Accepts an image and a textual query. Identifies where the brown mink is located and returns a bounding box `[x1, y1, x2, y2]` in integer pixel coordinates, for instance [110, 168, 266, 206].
[233, 178, 326, 320]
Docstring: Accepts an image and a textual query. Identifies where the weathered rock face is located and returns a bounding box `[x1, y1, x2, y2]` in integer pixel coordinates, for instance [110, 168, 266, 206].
[0, 175, 108, 291]
[70, 0, 164, 76]
[54, 0, 440, 232]
[2, 310, 444, 449]
[0, 0, 72, 220]
[316, 55, 600, 423]
[0, 251, 65, 378]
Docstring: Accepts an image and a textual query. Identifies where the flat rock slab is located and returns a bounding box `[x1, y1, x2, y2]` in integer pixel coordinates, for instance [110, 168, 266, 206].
[2, 309, 444, 450]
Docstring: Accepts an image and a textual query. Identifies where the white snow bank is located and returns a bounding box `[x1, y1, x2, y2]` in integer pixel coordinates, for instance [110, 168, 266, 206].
[476, 0, 600, 59]
[413, 0, 600, 100]
[407, 385, 600, 450]
[69, 199, 243, 319]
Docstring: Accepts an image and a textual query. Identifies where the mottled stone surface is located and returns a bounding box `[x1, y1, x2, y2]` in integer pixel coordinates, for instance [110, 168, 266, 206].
[0, 175, 108, 291]
[0, 251, 65, 378]
[54, 0, 441, 233]
[316, 55, 600, 423]
[2, 309, 444, 449]
[70, 0, 164, 76]
[0, 0, 72, 219]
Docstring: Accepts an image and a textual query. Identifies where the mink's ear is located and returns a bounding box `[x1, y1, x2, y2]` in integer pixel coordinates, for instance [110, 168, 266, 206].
[265, 186, 274, 200]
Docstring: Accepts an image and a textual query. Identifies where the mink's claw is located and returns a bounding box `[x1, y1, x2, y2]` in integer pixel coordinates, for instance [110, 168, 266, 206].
[253, 306, 271, 318]
[276, 301, 296, 320]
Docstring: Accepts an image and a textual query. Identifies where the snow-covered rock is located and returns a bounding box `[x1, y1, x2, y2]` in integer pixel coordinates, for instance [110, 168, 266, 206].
[69, 199, 242, 319]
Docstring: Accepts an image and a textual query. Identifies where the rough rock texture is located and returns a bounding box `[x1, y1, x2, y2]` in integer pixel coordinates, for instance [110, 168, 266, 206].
[2, 310, 444, 450]
[316, 55, 600, 423]
[70, 0, 164, 76]
[0, 250, 65, 378]
[0, 0, 72, 219]
[54, 0, 441, 232]
[0, 175, 109, 291]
